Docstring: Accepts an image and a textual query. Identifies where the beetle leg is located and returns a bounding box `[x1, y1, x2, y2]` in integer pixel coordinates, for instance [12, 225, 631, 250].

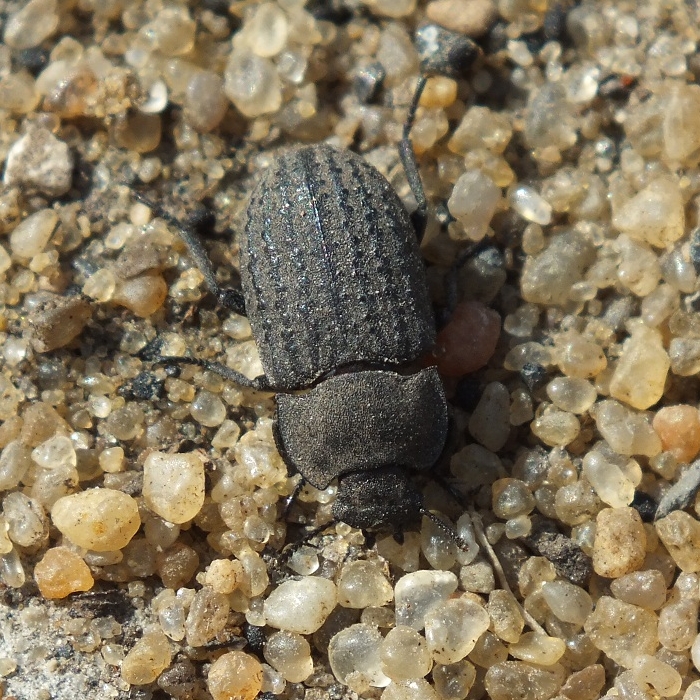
[282, 477, 306, 518]
[444, 241, 502, 316]
[128, 188, 247, 316]
[155, 355, 276, 391]
[398, 74, 428, 242]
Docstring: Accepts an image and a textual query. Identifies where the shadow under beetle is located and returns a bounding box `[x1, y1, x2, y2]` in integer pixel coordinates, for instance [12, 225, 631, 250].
[137, 76, 459, 537]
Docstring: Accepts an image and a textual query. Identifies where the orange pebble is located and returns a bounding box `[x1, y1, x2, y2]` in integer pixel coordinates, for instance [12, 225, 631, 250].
[652, 404, 700, 463]
[431, 300, 501, 377]
[34, 546, 94, 599]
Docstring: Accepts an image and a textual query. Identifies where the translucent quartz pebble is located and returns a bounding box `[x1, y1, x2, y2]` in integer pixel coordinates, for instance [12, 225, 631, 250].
[524, 82, 577, 152]
[660, 247, 696, 292]
[609, 570, 668, 610]
[263, 630, 314, 683]
[687, 679, 700, 699]
[546, 377, 596, 414]
[658, 599, 698, 651]
[560, 664, 605, 700]
[32, 434, 76, 469]
[0, 70, 39, 115]
[609, 325, 670, 410]
[207, 651, 263, 700]
[641, 283, 678, 327]
[113, 273, 168, 318]
[328, 624, 390, 691]
[51, 488, 140, 551]
[584, 596, 658, 667]
[656, 511, 700, 572]
[615, 235, 661, 296]
[491, 479, 535, 519]
[394, 570, 458, 630]
[0, 519, 11, 555]
[447, 170, 501, 242]
[155, 591, 186, 641]
[487, 590, 524, 643]
[203, 559, 244, 595]
[263, 576, 337, 634]
[653, 405, 700, 463]
[521, 231, 595, 306]
[509, 185, 552, 225]
[632, 654, 682, 697]
[184, 71, 228, 133]
[485, 661, 566, 700]
[286, 546, 319, 576]
[531, 407, 580, 447]
[582, 451, 635, 507]
[83, 268, 116, 302]
[148, 7, 195, 56]
[337, 560, 393, 609]
[142, 452, 205, 524]
[381, 679, 438, 700]
[190, 390, 226, 427]
[541, 580, 593, 625]
[0, 441, 32, 491]
[663, 84, 700, 164]
[238, 547, 269, 597]
[460, 560, 495, 594]
[692, 634, 700, 672]
[380, 626, 433, 681]
[224, 50, 282, 118]
[468, 382, 510, 452]
[9, 208, 58, 258]
[185, 587, 230, 647]
[3, 492, 47, 547]
[508, 632, 566, 665]
[670, 337, 700, 376]
[0, 548, 25, 588]
[211, 420, 241, 451]
[432, 659, 477, 700]
[448, 106, 512, 154]
[121, 629, 172, 685]
[34, 546, 93, 598]
[424, 597, 490, 664]
[556, 332, 606, 379]
[4, 0, 59, 49]
[593, 507, 646, 578]
[244, 2, 288, 58]
[592, 400, 662, 457]
[612, 178, 685, 248]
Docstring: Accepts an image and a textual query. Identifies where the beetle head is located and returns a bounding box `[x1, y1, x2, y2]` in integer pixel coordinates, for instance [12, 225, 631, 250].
[332, 467, 423, 531]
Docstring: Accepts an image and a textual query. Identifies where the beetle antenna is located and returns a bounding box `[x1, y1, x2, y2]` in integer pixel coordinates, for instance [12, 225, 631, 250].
[398, 75, 429, 242]
[419, 507, 472, 552]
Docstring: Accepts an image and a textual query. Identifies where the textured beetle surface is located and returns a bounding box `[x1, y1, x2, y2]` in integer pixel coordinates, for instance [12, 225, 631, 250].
[241, 144, 436, 390]
[234, 143, 448, 530]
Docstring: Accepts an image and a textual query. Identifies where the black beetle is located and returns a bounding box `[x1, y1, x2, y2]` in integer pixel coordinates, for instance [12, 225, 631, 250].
[136, 76, 458, 536]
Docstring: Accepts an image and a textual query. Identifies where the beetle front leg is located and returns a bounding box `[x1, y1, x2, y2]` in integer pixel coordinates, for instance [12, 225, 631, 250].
[128, 188, 247, 316]
[155, 355, 276, 392]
